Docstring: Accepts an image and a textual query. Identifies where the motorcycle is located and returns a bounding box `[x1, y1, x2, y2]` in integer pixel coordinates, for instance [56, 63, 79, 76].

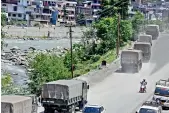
[139, 85, 146, 93]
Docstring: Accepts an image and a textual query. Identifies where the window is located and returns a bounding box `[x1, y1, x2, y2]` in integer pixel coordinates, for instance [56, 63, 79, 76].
[13, 14, 16, 17]
[66, 3, 69, 6]
[8, 13, 11, 16]
[13, 6, 17, 11]
[18, 14, 22, 17]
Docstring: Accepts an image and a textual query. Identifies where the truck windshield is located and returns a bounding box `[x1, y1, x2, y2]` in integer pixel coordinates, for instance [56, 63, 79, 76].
[139, 108, 157, 113]
[83, 107, 100, 113]
[154, 87, 169, 97]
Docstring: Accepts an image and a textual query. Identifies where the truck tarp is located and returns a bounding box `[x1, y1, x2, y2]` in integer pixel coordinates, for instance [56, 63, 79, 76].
[145, 25, 159, 39]
[42, 79, 83, 100]
[134, 42, 151, 54]
[138, 35, 152, 43]
[121, 50, 142, 64]
[1, 95, 32, 113]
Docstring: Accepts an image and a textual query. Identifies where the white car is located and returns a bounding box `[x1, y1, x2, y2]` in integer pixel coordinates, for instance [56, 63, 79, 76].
[163, 99, 169, 108]
[136, 101, 162, 113]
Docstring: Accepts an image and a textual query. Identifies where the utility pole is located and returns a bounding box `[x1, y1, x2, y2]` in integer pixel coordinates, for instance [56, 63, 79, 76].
[68, 23, 74, 78]
[116, 14, 120, 58]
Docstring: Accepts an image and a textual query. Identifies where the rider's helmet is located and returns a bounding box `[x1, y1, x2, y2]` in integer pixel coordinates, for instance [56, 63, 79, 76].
[143, 79, 146, 82]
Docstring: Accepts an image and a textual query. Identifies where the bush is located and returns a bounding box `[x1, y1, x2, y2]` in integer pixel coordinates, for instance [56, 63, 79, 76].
[91, 55, 101, 63]
[28, 53, 71, 95]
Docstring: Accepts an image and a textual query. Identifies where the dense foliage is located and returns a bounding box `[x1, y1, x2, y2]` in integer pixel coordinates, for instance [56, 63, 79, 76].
[1, 73, 29, 95]
[100, 0, 130, 19]
[28, 53, 71, 95]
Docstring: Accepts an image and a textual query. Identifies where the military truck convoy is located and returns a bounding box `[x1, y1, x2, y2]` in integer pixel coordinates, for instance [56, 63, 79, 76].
[41, 79, 89, 113]
[1, 79, 89, 113]
[120, 24, 159, 73]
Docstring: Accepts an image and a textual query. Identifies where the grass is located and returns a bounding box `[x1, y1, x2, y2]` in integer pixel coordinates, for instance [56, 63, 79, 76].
[73, 41, 132, 77]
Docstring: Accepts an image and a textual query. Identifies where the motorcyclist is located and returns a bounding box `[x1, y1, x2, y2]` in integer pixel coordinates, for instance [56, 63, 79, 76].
[140, 79, 147, 91]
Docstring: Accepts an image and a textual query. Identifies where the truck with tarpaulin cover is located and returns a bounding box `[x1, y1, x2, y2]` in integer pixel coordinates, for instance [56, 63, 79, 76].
[121, 49, 143, 73]
[145, 24, 159, 40]
[41, 79, 89, 113]
[133, 42, 151, 62]
[1, 95, 32, 113]
[137, 34, 152, 46]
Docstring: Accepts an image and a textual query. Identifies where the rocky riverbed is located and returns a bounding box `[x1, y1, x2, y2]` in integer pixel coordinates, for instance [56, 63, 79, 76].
[1, 38, 81, 85]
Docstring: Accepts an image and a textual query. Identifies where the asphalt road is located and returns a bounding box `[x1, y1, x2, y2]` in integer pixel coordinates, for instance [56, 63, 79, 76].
[86, 33, 169, 113]
[38, 33, 169, 113]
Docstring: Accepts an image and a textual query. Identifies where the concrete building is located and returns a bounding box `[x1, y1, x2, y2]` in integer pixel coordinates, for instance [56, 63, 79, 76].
[1, 0, 33, 20]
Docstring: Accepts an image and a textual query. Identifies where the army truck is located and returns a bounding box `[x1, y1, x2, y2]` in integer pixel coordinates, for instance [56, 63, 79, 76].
[41, 79, 89, 113]
[121, 49, 143, 73]
[133, 42, 151, 62]
[145, 25, 160, 40]
[15, 94, 38, 113]
[1, 95, 32, 113]
[137, 34, 152, 46]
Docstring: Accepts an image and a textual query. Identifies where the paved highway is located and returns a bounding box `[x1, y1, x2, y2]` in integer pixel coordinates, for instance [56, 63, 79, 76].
[87, 33, 169, 113]
[38, 33, 169, 113]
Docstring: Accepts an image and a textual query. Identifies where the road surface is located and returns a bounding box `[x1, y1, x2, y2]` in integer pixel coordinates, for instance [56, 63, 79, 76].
[38, 33, 169, 113]
[87, 33, 169, 113]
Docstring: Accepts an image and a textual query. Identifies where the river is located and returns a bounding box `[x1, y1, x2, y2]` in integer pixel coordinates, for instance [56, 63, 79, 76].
[1, 38, 81, 85]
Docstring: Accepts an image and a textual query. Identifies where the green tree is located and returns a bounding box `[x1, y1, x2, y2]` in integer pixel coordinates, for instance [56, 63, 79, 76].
[131, 11, 144, 40]
[28, 53, 71, 95]
[131, 11, 144, 34]
[94, 16, 133, 54]
[1, 73, 12, 88]
[99, 0, 130, 19]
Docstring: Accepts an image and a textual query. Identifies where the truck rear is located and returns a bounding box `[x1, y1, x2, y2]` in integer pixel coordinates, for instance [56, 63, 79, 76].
[1, 95, 32, 113]
[41, 79, 89, 113]
[145, 25, 159, 40]
[138, 34, 152, 46]
[133, 42, 151, 62]
[121, 49, 143, 73]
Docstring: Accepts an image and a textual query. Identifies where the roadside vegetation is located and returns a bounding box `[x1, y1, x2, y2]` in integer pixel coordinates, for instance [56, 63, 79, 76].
[1, 73, 29, 95]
